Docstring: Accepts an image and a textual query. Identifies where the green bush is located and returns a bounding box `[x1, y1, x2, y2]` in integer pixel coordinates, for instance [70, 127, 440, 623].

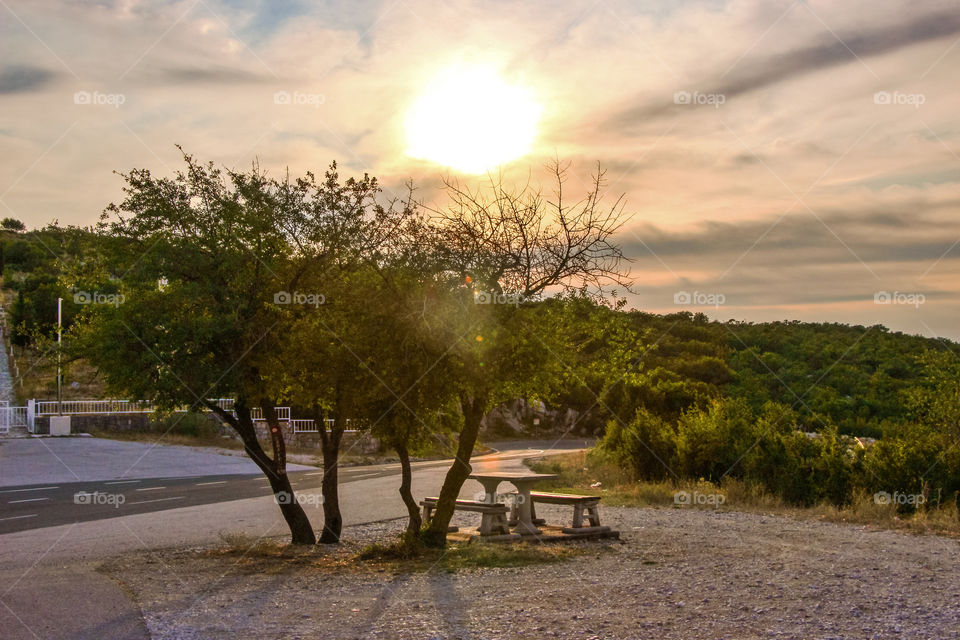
[675, 398, 757, 483]
[858, 424, 959, 511]
[597, 407, 676, 481]
[149, 412, 222, 438]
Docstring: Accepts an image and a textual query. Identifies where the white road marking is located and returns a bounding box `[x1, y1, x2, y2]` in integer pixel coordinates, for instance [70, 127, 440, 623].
[195, 481, 227, 486]
[0, 514, 38, 522]
[135, 486, 166, 492]
[0, 486, 58, 494]
[303, 472, 325, 476]
[126, 496, 185, 506]
[8, 497, 49, 504]
[104, 480, 140, 485]
[345, 472, 380, 479]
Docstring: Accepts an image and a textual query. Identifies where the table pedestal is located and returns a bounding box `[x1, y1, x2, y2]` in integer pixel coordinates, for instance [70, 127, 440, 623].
[510, 479, 542, 536]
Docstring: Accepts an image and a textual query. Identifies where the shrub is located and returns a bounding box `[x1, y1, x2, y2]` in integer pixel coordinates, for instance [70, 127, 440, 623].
[675, 398, 756, 482]
[597, 407, 676, 480]
[150, 412, 222, 438]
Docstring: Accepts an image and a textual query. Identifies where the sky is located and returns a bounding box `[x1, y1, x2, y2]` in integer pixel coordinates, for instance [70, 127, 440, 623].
[1, 0, 959, 339]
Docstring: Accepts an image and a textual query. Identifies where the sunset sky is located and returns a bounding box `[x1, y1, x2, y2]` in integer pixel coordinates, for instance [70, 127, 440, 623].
[2, 0, 958, 338]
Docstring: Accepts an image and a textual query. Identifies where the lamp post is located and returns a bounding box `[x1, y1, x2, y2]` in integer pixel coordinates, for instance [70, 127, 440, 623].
[57, 297, 62, 416]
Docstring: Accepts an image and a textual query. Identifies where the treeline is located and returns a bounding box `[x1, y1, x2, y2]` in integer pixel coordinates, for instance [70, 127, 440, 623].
[550, 302, 960, 510]
[556, 305, 958, 439]
[0, 222, 89, 346]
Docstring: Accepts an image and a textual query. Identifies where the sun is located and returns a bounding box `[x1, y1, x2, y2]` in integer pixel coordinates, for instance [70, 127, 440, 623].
[405, 64, 542, 174]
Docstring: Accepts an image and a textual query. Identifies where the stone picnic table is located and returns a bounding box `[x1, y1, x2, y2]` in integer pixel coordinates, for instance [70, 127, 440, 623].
[469, 471, 557, 535]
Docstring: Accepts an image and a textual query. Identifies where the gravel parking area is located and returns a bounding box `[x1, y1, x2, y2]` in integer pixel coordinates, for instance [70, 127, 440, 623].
[103, 505, 960, 639]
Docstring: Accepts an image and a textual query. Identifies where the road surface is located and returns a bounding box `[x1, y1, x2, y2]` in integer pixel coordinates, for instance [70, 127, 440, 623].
[0, 436, 585, 639]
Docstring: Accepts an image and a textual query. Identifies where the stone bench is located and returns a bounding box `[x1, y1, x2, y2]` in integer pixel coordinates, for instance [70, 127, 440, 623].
[523, 491, 605, 531]
[420, 497, 511, 536]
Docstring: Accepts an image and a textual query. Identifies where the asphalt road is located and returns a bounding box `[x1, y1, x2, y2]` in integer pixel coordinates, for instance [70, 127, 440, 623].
[0, 439, 586, 534]
[0, 463, 455, 534]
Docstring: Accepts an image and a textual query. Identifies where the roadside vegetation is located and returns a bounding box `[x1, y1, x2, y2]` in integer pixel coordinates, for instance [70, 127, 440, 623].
[530, 451, 960, 538]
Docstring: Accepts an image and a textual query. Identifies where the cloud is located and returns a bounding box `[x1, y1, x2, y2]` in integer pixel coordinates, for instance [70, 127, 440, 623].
[623, 201, 960, 267]
[605, 8, 960, 129]
[0, 65, 57, 94]
[156, 65, 276, 85]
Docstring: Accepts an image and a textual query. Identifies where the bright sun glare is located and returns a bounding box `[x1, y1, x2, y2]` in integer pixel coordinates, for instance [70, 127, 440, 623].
[405, 64, 542, 174]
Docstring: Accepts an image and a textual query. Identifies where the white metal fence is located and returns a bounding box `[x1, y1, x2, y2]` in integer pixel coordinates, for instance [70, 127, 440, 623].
[0, 397, 359, 435]
[0, 405, 31, 434]
[291, 418, 359, 434]
[33, 398, 237, 416]
[35, 399, 153, 415]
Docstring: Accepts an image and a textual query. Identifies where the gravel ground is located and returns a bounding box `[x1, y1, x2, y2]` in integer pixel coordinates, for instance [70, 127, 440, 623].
[102, 505, 960, 639]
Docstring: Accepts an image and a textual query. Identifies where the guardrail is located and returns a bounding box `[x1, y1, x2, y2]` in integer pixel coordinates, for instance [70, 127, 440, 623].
[291, 419, 317, 433]
[0, 406, 30, 434]
[33, 398, 238, 416]
[291, 418, 359, 434]
[250, 406, 291, 422]
[6, 397, 359, 435]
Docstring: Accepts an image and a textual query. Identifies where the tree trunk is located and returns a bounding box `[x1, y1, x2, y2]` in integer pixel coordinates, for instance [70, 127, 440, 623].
[316, 406, 344, 543]
[422, 392, 488, 547]
[210, 402, 316, 545]
[394, 434, 421, 535]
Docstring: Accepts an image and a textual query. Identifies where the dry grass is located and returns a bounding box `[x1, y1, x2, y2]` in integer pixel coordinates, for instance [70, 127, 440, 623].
[212, 530, 590, 575]
[355, 535, 588, 573]
[528, 451, 960, 539]
[88, 429, 249, 451]
[8, 343, 106, 404]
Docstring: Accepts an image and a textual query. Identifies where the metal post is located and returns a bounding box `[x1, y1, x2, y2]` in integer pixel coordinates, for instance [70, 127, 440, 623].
[57, 297, 62, 416]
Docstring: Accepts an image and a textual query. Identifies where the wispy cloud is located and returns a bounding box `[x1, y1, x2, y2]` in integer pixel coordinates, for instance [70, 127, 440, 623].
[604, 8, 960, 130]
[0, 64, 57, 94]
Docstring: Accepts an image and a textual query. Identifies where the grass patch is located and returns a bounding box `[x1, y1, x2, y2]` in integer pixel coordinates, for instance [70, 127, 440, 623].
[89, 428, 247, 451]
[211, 531, 354, 574]
[528, 450, 960, 538]
[208, 529, 591, 575]
[356, 533, 588, 572]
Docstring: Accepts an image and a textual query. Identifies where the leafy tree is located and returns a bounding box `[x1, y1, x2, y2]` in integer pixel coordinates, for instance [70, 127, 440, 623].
[1, 218, 26, 232]
[259, 168, 420, 543]
[74, 151, 320, 543]
[421, 162, 632, 546]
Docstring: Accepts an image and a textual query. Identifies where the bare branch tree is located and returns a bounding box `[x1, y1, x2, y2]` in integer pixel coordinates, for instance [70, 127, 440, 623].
[428, 159, 633, 299]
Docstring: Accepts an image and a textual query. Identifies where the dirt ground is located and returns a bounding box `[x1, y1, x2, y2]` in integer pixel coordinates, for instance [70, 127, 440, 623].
[100, 504, 960, 639]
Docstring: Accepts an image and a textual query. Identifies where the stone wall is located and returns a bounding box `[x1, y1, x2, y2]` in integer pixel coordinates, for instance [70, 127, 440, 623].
[32, 412, 227, 435]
